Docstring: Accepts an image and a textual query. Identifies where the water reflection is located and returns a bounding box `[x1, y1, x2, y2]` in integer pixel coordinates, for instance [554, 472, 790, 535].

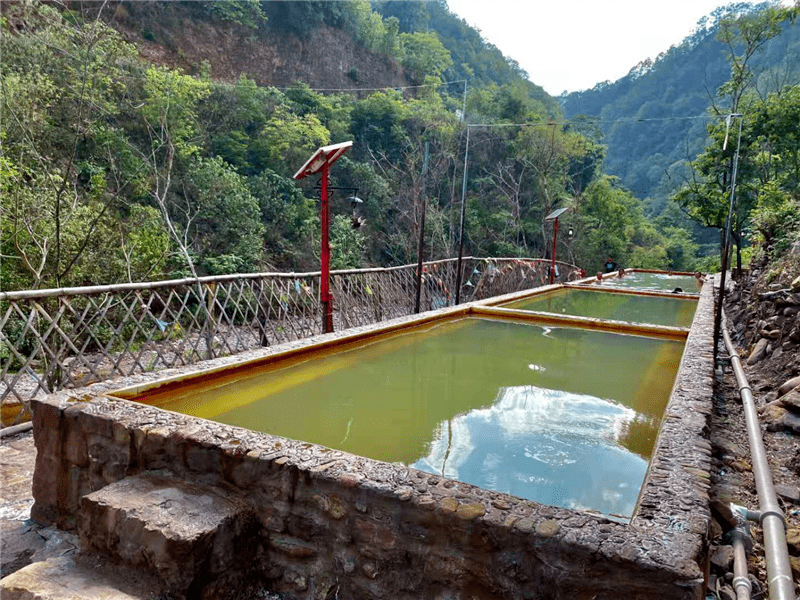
[504, 289, 697, 328]
[603, 272, 700, 292]
[412, 385, 647, 518]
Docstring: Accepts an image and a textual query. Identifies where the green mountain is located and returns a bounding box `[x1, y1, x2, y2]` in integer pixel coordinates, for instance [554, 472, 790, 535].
[562, 2, 800, 215]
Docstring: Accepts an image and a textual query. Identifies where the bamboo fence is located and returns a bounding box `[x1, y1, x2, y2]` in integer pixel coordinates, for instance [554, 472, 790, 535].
[0, 257, 578, 421]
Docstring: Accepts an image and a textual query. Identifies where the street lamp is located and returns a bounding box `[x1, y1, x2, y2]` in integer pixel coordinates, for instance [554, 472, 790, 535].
[544, 206, 570, 285]
[294, 141, 353, 334]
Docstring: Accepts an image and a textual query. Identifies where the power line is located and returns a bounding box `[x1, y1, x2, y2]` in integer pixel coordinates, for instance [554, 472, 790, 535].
[464, 114, 720, 128]
[275, 80, 468, 93]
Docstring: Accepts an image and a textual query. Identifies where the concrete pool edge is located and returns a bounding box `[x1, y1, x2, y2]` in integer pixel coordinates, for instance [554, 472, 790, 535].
[26, 282, 715, 599]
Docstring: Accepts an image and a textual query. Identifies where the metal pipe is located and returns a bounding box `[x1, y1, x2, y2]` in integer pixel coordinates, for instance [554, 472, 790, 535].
[733, 505, 764, 524]
[731, 533, 752, 600]
[729, 504, 754, 600]
[722, 318, 795, 600]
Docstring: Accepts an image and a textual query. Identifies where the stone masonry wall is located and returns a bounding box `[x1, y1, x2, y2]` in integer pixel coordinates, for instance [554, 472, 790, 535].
[28, 286, 716, 600]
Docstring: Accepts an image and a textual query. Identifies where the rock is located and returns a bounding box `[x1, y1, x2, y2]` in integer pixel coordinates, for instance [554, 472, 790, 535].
[724, 457, 751, 473]
[747, 338, 769, 365]
[791, 556, 800, 582]
[456, 502, 486, 521]
[789, 453, 800, 477]
[710, 545, 734, 572]
[78, 472, 254, 593]
[792, 274, 800, 292]
[774, 484, 800, 504]
[785, 307, 800, 316]
[0, 556, 166, 599]
[777, 375, 800, 397]
[535, 519, 560, 537]
[778, 389, 800, 414]
[709, 499, 739, 531]
[711, 436, 742, 457]
[760, 390, 778, 405]
[716, 584, 736, 600]
[786, 528, 800, 554]
[763, 405, 800, 434]
[760, 329, 781, 339]
[709, 518, 723, 540]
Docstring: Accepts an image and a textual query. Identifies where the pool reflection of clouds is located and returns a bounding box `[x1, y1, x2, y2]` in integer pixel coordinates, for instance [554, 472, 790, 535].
[412, 385, 647, 517]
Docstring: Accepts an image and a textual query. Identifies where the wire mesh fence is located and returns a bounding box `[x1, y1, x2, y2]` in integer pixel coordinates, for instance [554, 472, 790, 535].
[0, 257, 577, 421]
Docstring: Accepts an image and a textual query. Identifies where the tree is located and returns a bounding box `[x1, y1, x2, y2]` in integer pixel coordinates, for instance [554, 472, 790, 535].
[1, 0, 143, 288]
[247, 169, 316, 270]
[138, 64, 211, 278]
[673, 4, 795, 270]
[253, 105, 330, 178]
[183, 157, 264, 274]
[398, 31, 453, 84]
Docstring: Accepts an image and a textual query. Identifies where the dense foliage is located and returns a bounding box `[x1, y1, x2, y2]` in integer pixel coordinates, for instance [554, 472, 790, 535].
[671, 4, 800, 272]
[2, 0, 711, 292]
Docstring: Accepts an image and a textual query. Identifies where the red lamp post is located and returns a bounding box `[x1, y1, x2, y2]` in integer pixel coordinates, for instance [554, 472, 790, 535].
[294, 141, 353, 334]
[544, 207, 569, 285]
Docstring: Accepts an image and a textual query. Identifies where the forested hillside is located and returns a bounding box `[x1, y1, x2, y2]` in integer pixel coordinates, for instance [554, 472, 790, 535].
[5, 0, 787, 293]
[562, 2, 800, 213]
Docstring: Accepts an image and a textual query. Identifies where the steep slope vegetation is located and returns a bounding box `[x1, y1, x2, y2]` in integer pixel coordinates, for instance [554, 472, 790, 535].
[101, 1, 409, 91]
[1, 0, 704, 294]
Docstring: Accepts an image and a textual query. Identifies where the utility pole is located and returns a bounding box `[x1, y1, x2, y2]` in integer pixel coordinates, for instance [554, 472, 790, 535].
[414, 142, 430, 313]
[713, 114, 743, 358]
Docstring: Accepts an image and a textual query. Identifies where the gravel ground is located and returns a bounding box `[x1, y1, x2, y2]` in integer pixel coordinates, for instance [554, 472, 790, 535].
[705, 267, 800, 599]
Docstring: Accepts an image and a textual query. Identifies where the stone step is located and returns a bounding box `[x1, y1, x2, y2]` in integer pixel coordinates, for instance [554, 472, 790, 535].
[0, 555, 166, 599]
[78, 471, 256, 594]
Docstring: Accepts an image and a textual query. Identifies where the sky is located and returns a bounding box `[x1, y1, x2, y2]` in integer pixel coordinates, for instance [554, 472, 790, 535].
[446, 0, 775, 96]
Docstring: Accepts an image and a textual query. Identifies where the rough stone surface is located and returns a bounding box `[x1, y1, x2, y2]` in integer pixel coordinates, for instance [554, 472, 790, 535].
[791, 556, 800, 581]
[787, 528, 800, 554]
[0, 555, 166, 599]
[762, 405, 800, 434]
[23, 281, 717, 600]
[78, 472, 256, 593]
[778, 375, 800, 397]
[709, 545, 734, 571]
[778, 389, 800, 413]
[747, 338, 769, 365]
[774, 484, 800, 504]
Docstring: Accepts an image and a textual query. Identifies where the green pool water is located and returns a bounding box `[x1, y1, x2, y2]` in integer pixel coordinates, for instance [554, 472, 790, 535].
[604, 272, 701, 292]
[129, 317, 684, 518]
[502, 288, 697, 327]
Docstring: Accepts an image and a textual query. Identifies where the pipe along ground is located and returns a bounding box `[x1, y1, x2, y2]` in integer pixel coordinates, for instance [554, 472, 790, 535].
[722, 315, 795, 600]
